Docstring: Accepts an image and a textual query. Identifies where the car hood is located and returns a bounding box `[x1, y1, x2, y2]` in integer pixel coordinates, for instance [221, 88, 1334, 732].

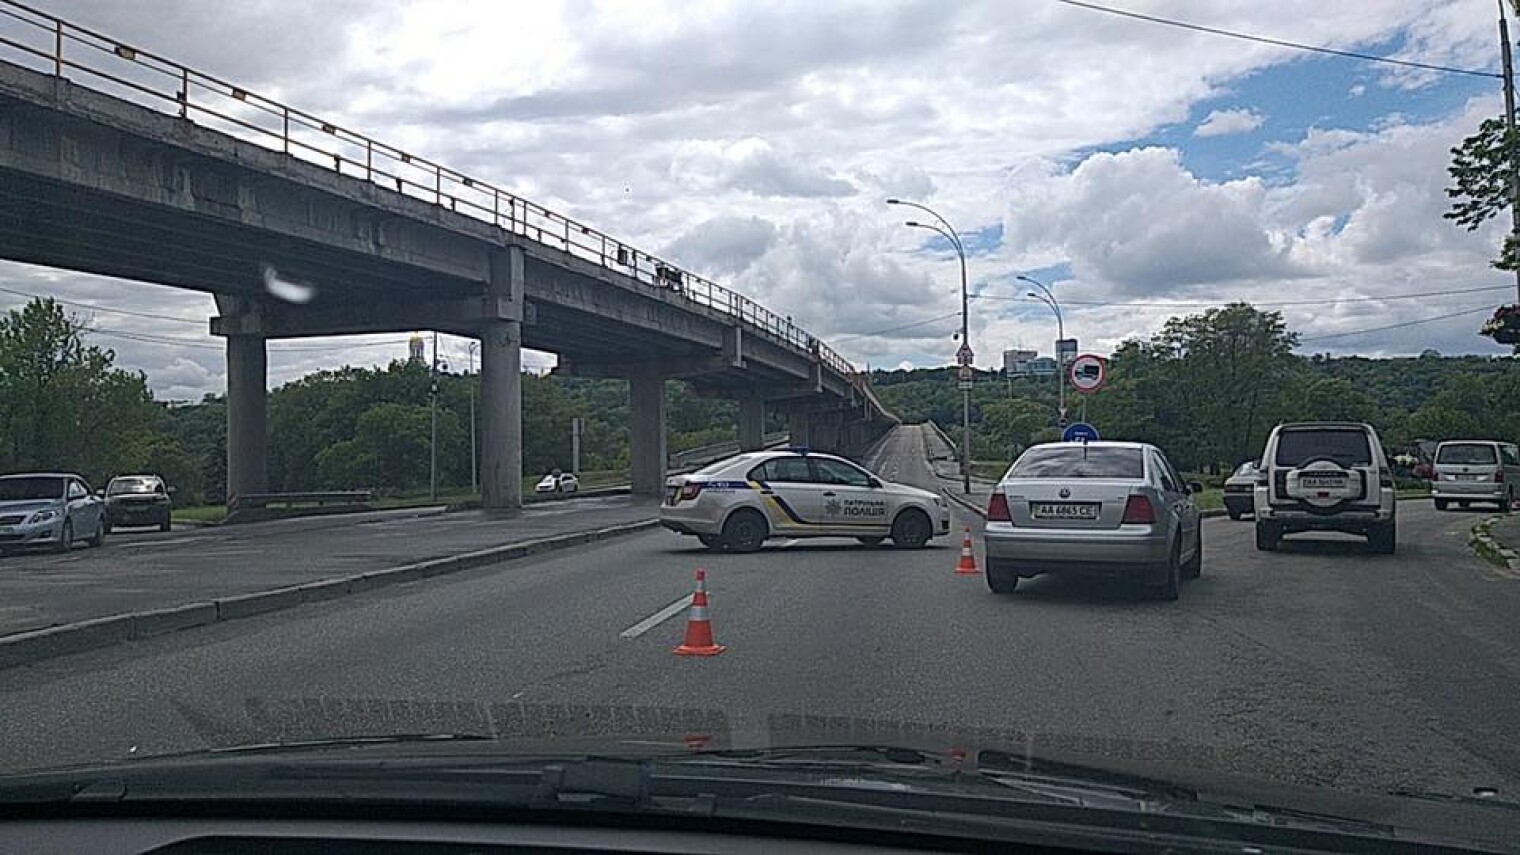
[2, 732, 1512, 851]
[881, 482, 941, 502]
[0, 499, 60, 515]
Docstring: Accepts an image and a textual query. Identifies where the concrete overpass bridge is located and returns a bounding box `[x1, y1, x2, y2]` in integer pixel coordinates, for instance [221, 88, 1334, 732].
[0, 2, 896, 508]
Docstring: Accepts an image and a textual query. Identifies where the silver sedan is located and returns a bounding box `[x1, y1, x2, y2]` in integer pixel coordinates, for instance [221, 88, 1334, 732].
[982, 441, 1202, 600]
[0, 472, 107, 553]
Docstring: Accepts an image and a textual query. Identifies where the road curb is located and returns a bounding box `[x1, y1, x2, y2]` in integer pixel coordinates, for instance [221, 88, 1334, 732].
[0, 518, 660, 670]
[1469, 515, 1520, 573]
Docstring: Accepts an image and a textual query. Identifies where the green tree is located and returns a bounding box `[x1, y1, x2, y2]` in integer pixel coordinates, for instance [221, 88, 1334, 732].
[0, 298, 161, 485]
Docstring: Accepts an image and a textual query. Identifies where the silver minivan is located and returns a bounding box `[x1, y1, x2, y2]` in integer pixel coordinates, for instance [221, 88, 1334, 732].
[1431, 440, 1520, 512]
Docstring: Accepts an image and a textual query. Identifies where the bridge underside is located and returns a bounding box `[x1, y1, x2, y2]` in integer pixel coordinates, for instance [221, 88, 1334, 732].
[0, 63, 894, 507]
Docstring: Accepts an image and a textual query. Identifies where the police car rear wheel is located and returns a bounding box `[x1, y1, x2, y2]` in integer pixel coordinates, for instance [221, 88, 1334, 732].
[722, 510, 768, 553]
[890, 509, 932, 549]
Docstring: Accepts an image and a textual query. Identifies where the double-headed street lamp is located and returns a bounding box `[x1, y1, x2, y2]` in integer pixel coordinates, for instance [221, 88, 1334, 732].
[1017, 274, 1065, 425]
[888, 198, 970, 494]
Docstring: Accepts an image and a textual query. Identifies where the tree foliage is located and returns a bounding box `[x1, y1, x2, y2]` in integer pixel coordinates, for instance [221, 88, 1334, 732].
[874, 303, 1520, 472]
[1446, 114, 1520, 270]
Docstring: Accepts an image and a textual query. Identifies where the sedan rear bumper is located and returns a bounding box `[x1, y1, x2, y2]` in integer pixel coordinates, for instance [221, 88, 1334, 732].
[659, 506, 723, 536]
[983, 523, 1170, 575]
[1431, 484, 1506, 499]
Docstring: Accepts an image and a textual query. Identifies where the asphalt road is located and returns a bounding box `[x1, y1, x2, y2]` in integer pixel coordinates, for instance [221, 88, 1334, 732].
[0, 495, 659, 637]
[3, 424, 1518, 813]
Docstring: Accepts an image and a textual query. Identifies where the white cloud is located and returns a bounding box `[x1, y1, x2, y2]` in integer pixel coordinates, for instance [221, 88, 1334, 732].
[0, 0, 1505, 395]
[1195, 107, 1265, 137]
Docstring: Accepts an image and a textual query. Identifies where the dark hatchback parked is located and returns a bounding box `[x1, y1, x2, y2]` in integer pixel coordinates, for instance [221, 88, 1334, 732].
[103, 474, 173, 532]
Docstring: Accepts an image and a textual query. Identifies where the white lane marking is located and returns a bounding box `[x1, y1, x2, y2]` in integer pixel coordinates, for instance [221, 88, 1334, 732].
[620, 594, 693, 639]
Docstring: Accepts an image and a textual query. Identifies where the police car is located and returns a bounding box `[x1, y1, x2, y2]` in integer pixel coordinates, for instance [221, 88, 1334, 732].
[660, 448, 951, 552]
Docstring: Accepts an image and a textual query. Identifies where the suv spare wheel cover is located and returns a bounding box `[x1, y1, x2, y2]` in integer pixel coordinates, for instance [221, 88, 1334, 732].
[1287, 459, 1361, 508]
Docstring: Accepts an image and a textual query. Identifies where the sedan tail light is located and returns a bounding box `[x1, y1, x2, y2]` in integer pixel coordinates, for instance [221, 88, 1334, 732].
[1498, 469, 1506, 483]
[679, 482, 703, 501]
[1122, 494, 1156, 524]
[1430, 469, 1440, 482]
[987, 492, 1011, 522]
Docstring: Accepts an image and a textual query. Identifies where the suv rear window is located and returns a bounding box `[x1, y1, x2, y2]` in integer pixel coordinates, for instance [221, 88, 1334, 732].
[1008, 446, 1144, 479]
[1437, 443, 1498, 465]
[1274, 429, 1372, 468]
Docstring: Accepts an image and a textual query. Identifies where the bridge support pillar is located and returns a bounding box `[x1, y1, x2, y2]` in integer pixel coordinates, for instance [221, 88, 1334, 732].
[629, 364, 667, 497]
[812, 415, 840, 454]
[789, 411, 812, 449]
[480, 248, 525, 510]
[216, 296, 268, 505]
[738, 395, 765, 452]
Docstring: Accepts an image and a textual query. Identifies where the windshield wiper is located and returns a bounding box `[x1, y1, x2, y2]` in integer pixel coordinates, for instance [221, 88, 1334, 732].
[201, 732, 499, 756]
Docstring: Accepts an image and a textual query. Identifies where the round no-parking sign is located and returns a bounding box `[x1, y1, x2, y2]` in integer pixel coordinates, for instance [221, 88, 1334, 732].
[1068, 353, 1107, 394]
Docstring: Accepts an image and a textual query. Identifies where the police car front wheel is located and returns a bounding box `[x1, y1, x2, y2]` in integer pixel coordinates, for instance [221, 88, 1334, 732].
[722, 509, 769, 553]
[891, 509, 933, 549]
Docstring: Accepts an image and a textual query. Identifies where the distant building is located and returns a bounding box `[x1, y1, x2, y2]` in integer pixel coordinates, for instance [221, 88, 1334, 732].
[1003, 349, 1037, 376]
[408, 333, 426, 364]
[1029, 356, 1059, 377]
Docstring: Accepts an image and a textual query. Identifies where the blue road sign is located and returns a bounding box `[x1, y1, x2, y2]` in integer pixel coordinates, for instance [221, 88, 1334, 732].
[1063, 422, 1099, 443]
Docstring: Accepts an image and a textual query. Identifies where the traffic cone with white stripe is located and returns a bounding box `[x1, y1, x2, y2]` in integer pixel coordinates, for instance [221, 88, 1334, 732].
[955, 526, 980, 575]
[674, 569, 726, 656]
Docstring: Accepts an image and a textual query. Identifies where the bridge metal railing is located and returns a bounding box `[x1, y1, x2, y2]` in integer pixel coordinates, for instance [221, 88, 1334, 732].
[0, 0, 870, 387]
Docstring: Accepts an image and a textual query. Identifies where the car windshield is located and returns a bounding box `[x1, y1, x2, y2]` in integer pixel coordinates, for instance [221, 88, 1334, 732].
[1007, 446, 1145, 479]
[1437, 443, 1498, 465]
[0, 477, 64, 501]
[1274, 429, 1373, 468]
[6, 4, 1520, 852]
[107, 478, 156, 495]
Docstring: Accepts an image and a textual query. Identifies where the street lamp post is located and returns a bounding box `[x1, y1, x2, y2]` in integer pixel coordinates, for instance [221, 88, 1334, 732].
[1018, 275, 1065, 427]
[430, 330, 439, 502]
[889, 198, 971, 494]
[467, 341, 478, 494]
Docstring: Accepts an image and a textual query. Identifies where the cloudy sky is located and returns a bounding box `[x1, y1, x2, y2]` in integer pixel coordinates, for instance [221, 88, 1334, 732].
[2, 0, 1515, 398]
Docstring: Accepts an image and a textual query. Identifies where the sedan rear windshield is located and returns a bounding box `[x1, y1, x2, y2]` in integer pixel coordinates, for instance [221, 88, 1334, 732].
[0, 477, 65, 501]
[1436, 443, 1498, 465]
[1008, 446, 1144, 479]
[1274, 429, 1372, 468]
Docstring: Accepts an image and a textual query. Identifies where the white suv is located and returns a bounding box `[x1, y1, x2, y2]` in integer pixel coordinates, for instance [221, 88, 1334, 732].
[1253, 422, 1396, 554]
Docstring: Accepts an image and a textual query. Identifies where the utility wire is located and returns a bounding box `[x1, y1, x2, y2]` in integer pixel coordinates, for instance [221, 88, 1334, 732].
[0, 285, 207, 325]
[833, 311, 962, 342]
[1298, 304, 1495, 342]
[970, 283, 1512, 308]
[1053, 0, 1501, 79]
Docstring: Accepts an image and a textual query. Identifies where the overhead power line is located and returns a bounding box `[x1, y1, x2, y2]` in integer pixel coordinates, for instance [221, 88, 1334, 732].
[0, 284, 207, 325]
[833, 311, 962, 342]
[1053, 0, 1501, 79]
[1297, 304, 1496, 343]
[970, 283, 1513, 309]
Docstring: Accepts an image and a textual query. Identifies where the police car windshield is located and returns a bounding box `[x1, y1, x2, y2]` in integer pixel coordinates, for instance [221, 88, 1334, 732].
[1437, 443, 1498, 465]
[1008, 446, 1143, 479]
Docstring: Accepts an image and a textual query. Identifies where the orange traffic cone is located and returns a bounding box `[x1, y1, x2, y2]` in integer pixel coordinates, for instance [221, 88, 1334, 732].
[674, 569, 726, 656]
[955, 526, 981, 575]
